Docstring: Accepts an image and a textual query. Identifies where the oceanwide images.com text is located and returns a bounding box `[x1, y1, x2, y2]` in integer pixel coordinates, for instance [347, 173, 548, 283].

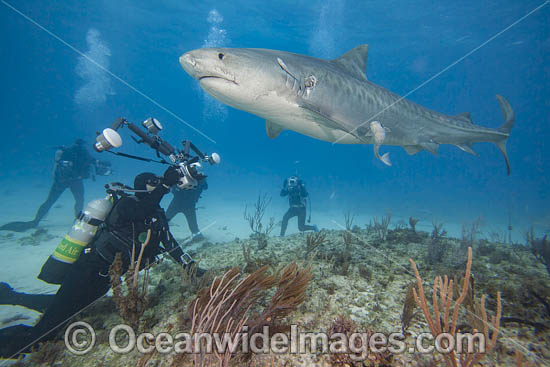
[65, 322, 489, 358]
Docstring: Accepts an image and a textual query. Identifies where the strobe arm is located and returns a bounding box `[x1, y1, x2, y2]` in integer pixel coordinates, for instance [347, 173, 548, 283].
[126, 122, 175, 156]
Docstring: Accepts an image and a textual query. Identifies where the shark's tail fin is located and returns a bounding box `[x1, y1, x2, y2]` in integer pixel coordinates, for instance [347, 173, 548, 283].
[494, 95, 515, 175]
[380, 152, 392, 166]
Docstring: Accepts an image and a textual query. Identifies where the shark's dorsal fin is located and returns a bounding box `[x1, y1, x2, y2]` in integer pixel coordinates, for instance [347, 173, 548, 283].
[265, 120, 283, 139]
[455, 112, 473, 123]
[332, 45, 369, 81]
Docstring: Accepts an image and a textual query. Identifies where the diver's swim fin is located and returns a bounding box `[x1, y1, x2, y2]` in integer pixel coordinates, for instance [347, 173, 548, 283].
[0, 282, 54, 312]
[0, 221, 37, 232]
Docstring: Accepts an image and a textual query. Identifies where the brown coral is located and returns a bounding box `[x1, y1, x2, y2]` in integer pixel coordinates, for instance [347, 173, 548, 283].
[186, 263, 312, 367]
[327, 315, 393, 367]
[109, 248, 150, 331]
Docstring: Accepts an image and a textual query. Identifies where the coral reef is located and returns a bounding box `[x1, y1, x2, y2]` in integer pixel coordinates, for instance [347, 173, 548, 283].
[13, 221, 550, 366]
[400, 282, 417, 335]
[244, 192, 275, 250]
[526, 228, 550, 276]
[426, 220, 447, 265]
[185, 263, 311, 366]
[409, 217, 419, 233]
[29, 341, 65, 365]
[305, 231, 327, 259]
[109, 247, 150, 331]
[369, 212, 392, 242]
[410, 247, 502, 367]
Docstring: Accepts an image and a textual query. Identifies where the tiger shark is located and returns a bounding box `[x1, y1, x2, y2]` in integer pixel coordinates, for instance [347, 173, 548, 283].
[180, 45, 515, 174]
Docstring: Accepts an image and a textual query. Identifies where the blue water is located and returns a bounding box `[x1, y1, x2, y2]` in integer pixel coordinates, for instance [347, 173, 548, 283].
[1, 0, 549, 239]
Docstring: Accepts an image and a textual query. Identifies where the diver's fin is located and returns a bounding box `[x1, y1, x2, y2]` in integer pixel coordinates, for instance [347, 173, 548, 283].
[0, 221, 37, 232]
[402, 145, 424, 155]
[332, 45, 369, 81]
[265, 120, 283, 139]
[455, 112, 473, 123]
[495, 95, 514, 175]
[456, 143, 478, 156]
[0, 282, 53, 312]
[419, 141, 439, 155]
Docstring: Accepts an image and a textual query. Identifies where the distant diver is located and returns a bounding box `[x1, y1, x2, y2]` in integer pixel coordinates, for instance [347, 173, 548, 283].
[279, 175, 318, 236]
[166, 176, 208, 242]
[0, 168, 205, 358]
[0, 138, 112, 232]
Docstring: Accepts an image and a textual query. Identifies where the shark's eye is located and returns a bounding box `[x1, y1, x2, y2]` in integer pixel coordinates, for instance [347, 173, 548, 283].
[218, 53, 224, 60]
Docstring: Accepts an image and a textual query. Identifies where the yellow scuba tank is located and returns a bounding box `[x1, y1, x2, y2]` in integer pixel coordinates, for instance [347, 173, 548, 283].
[38, 195, 114, 284]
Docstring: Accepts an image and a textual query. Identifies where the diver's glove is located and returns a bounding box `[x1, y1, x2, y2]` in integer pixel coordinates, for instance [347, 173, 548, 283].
[180, 253, 207, 277]
[162, 166, 181, 187]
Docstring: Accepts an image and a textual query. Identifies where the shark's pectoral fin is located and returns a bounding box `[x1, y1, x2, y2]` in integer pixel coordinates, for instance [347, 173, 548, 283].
[419, 141, 439, 155]
[402, 143, 440, 156]
[456, 143, 478, 156]
[299, 102, 363, 140]
[299, 103, 340, 129]
[402, 145, 424, 155]
[265, 120, 284, 139]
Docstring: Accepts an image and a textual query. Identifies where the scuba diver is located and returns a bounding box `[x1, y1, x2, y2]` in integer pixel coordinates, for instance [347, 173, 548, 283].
[0, 138, 112, 232]
[165, 177, 208, 242]
[279, 175, 318, 236]
[0, 168, 204, 358]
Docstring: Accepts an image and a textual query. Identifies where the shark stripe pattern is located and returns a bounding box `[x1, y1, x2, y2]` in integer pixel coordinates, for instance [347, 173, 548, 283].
[180, 45, 515, 174]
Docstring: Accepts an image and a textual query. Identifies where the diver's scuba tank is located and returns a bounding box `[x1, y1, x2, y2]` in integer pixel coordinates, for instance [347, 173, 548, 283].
[37, 195, 114, 284]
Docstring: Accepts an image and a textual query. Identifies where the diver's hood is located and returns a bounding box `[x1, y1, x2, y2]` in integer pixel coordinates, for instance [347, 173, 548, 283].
[133, 172, 157, 199]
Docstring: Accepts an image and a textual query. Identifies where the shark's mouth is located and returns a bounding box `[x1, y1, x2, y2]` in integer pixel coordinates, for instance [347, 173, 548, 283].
[198, 75, 238, 85]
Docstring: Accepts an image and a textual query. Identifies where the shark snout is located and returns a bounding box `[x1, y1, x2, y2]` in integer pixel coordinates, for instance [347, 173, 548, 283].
[179, 52, 199, 79]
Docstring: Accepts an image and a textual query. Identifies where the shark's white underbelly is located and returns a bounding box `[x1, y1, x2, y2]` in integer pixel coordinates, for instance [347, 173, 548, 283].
[255, 93, 361, 144]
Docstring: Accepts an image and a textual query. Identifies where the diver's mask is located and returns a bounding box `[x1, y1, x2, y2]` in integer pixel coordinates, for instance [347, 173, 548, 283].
[145, 176, 161, 192]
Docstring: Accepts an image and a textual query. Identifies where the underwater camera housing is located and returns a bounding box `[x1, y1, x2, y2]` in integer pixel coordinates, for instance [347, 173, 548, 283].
[287, 176, 299, 190]
[94, 117, 220, 189]
[94, 160, 113, 176]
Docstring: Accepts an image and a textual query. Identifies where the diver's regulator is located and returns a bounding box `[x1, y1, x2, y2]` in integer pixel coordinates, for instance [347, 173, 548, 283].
[94, 117, 220, 190]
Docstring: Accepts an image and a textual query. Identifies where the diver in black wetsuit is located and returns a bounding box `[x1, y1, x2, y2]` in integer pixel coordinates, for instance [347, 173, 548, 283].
[0, 168, 203, 358]
[0, 139, 112, 232]
[279, 176, 318, 236]
[165, 177, 208, 242]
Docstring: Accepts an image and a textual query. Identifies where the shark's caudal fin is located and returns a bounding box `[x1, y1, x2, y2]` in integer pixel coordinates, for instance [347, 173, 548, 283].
[494, 95, 515, 175]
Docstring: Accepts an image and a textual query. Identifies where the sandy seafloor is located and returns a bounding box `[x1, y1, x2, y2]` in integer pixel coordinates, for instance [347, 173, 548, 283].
[0, 180, 472, 328]
[0, 180, 549, 366]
